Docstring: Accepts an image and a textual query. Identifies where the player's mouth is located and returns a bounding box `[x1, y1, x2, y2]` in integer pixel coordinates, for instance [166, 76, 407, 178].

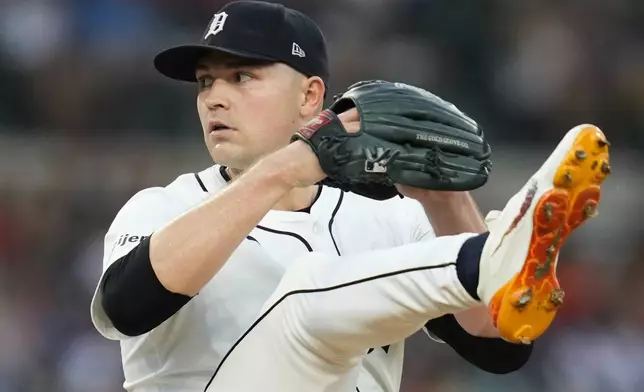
[208, 120, 235, 134]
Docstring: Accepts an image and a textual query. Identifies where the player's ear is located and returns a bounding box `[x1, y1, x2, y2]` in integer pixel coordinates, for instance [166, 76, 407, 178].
[299, 76, 325, 118]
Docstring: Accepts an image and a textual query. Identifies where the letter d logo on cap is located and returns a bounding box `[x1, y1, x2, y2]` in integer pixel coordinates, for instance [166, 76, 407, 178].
[205, 12, 229, 39]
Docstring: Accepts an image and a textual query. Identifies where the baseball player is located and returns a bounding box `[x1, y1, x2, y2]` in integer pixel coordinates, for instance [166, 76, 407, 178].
[90, 2, 611, 392]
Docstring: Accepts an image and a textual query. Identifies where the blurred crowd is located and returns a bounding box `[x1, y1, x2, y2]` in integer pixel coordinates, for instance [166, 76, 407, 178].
[0, 0, 643, 391]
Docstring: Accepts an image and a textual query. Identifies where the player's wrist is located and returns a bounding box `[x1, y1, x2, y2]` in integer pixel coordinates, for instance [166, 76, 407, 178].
[253, 141, 323, 189]
[249, 157, 297, 191]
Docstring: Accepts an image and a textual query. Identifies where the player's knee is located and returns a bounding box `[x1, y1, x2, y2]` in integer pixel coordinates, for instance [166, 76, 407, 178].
[279, 251, 335, 292]
[270, 253, 350, 354]
[260, 251, 331, 318]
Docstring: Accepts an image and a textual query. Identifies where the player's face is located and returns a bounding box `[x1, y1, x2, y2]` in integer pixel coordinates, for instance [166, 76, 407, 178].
[195, 54, 313, 170]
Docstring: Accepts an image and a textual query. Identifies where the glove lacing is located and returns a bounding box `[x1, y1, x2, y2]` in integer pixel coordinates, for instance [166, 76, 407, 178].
[423, 145, 446, 181]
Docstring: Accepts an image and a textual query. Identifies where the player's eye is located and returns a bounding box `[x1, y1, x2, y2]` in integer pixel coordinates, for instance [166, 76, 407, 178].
[233, 71, 253, 84]
[197, 75, 214, 90]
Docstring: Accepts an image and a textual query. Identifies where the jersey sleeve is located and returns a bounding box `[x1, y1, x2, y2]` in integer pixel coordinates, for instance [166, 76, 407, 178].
[90, 187, 179, 340]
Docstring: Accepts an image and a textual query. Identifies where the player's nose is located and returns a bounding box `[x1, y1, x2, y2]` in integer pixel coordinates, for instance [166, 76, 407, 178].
[204, 80, 231, 110]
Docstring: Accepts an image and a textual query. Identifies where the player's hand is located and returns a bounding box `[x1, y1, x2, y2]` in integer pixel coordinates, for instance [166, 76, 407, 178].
[337, 108, 361, 132]
[267, 108, 361, 188]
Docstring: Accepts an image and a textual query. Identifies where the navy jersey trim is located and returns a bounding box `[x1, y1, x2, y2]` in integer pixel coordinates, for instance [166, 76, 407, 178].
[219, 165, 232, 182]
[295, 185, 323, 214]
[203, 262, 457, 390]
[194, 173, 208, 193]
[312, 185, 323, 205]
[256, 225, 313, 252]
[218, 165, 322, 213]
[328, 190, 344, 256]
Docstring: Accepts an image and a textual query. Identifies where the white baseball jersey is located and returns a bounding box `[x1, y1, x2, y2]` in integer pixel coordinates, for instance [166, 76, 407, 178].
[90, 164, 436, 392]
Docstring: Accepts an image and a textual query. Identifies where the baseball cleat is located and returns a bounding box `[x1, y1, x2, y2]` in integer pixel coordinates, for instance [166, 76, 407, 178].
[478, 124, 611, 344]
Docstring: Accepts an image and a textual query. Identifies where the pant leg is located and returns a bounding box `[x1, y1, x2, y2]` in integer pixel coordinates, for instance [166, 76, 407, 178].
[204, 233, 480, 392]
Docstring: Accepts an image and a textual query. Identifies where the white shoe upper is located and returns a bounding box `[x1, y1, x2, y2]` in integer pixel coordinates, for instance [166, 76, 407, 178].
[475, 124, 594, 305]
[484, 210, 501, 229]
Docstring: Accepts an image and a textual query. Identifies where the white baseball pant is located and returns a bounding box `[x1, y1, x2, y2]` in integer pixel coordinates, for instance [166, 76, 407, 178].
[204, 233, 480, 392]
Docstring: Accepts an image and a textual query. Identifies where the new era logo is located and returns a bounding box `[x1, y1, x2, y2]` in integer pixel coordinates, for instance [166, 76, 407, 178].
[292, 43, 305, 57]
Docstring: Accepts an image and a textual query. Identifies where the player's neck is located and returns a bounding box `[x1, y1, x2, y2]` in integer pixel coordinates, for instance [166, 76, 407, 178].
[272, 185, 319, 211]
[225, 166, 319, 212]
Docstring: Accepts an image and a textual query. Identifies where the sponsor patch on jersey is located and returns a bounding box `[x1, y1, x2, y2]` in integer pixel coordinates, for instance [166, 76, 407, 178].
[116, 234, 149, 246]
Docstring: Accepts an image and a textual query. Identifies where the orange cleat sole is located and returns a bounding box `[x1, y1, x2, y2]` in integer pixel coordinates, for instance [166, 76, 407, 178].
[489, 125, 611, 344]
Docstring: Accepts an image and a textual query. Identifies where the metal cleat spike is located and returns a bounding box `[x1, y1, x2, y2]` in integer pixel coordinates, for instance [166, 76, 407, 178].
[544, 203, 553, 221]
[546, 245, 556, 258]
[549, 289, 565, 307]
[513, 288, 533, 309]
[575, 150, 587, 160]
[583, 204, 597, 219]
[601, 162, 611, 174]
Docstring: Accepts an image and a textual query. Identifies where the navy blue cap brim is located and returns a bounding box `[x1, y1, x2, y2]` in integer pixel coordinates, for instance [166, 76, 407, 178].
[154, 44, 277, 82]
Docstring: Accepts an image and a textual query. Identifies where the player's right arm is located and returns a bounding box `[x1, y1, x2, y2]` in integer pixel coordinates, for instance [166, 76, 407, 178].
[95, 110, 360, 338]
[94, 143, 316, 338]
[148, 143, 323, 296]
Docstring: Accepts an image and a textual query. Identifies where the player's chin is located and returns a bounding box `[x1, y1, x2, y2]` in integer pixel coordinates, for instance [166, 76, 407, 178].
[209, 144, 234, 162]
[208, 144, 248, 168]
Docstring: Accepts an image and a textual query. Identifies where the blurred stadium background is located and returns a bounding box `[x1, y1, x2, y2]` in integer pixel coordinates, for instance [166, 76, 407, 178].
[0, 0, 642, 391]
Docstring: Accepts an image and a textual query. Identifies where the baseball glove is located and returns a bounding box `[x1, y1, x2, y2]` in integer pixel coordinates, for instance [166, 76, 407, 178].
[292, 80, 492, 200]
